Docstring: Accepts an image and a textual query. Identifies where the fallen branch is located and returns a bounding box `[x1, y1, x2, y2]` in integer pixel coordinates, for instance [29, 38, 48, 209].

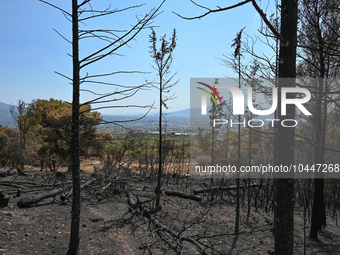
[101, 182, 112, 192]
[193, 184, 260, 194]
[0, 169, 18, 177]
[0, 180, 37, 186]
[60, 179, 95, 201]
[127, 191, 137, 208]
[17, 187, 65, 207]
[127, 191, 161, 217]
[17, 179, 96, 207]
[96, 182, 112, 196]
[2, 188, 56, 195]
[0, 182, 22, 189]
[127, 191, 208, 254]
[0, 178, 71, 187]
[164, 190, 201, 201]
[152, 217, 208, 254]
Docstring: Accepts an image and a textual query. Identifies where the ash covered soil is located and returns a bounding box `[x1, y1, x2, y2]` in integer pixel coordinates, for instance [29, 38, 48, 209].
[0, 170, 339, 255]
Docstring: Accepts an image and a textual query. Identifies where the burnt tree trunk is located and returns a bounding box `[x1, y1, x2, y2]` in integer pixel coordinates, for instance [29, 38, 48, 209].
[156, 81, 162, 207]
[310, 24, 327, 240]
[67, 0, 81, 254]
[274, 0, 298, 254]
[0, 193, 9, 208]
[310, 178, 326, 239]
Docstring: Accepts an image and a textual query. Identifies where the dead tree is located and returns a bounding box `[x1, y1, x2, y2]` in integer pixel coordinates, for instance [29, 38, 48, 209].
[37, 1, 165, 254]
[231, 27, 245, 235]
[298, 0, 340, 240]
[148, 28, 178, 207]
[176, 1, 298, 254]
[274, 0, 297, 254]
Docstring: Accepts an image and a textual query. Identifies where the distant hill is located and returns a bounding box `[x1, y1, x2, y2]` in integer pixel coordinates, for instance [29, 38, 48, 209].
[0, 101, 191, 128]
[167, 108, 190, 117]
[102, 108, 191, 118]
[0, 102, 14, 126]
[0, 102, 12, 109]
[0, 101, 279, 132]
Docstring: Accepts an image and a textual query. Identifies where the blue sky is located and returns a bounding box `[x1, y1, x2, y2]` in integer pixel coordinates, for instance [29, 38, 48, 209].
[0, 0, 274, 115]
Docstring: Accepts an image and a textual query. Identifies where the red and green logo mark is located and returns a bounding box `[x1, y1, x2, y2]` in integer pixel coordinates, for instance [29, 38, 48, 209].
[196, 82, 223, 106]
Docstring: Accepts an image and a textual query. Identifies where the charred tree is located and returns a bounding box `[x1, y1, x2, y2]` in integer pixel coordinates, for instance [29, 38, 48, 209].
[148, 28, 178, 207]
[37, 1, 164, 253]
[274, 0, 298, 254]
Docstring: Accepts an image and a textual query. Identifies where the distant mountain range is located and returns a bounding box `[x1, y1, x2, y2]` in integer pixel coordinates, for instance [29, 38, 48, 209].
[103, 108, 191, 118]
[167, 108, 190, 117]
[0, 102, 190, 127]
[1, 101, 283, 134]
[0, 101, 279, 128]
[0, 102, 13, 126]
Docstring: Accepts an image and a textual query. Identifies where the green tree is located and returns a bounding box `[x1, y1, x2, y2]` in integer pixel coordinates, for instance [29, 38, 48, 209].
[27, 98, 102, 171]
[0, 125, 21, 168]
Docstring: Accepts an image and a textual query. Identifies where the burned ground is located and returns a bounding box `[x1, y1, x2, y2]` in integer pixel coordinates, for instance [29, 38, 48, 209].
[0, 169, 339, 255]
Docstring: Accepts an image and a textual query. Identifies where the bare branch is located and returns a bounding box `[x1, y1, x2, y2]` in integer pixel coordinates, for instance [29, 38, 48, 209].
[55, 71, 72, 81]
[251, 0, 284, 43]
[62, 11, 72, 23]
[173, 0, 252, 20]
[79, 79, 151, 90]
[78, 0, 91, 9]
[295, 133, 340, 153]
[53, 28, 72, 44]
[82, 70, 149, 80]
[80, 1, 165, 69]
[79, 29, 127, 42]
[79, 5, 144, 22]
[90, 104, 152, 112]
[81, 83, 151, 107]
[38, 0, 71, 17]
[82, 89, 139, 106]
